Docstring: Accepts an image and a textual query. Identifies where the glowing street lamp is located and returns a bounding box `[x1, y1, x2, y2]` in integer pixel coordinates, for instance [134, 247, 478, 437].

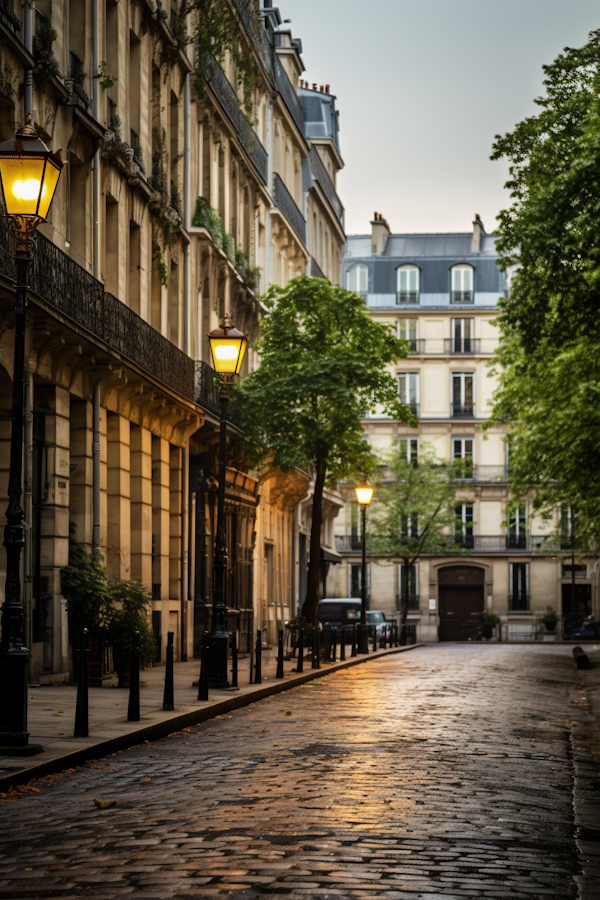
[0, 117, 63, 750]
[355, 481, 374, 654]
[205, 313, 248, 687]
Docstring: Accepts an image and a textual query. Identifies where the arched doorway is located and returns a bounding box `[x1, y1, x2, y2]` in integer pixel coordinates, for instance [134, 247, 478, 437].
[438, 565, 485, 641]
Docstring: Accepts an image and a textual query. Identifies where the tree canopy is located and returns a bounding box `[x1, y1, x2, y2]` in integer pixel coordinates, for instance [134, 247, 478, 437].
[487, 29, 600, 547]
[236, 276, 414, 622]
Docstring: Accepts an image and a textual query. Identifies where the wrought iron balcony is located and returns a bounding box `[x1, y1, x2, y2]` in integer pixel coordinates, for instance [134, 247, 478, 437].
[272, 173, 307, 246]
[396, 595, 420, 613]
[509, 594, 530, 612]
[68, 48, 90, 109]
[309, 148, 344, 223]
[0, 0, 21, 35]
[274, 53, 306, 136]
[407, 339, 425, 354]
[454, 535, 560, 553]
[452, 465, 509, 483]
[0, 218, 196, 402]
[335, 535, 369, 553]
[450, 403, 475, 418]
[310, 256, 327, 280]
[202, 54, 268, 183]
[195, 360, 244, 428]
[396, 291, 419, 305]
[451, 290, 473, 304]
[231, 0, 275, 80]
[445, 338, 481, 354]
[130, 129, 144, 170]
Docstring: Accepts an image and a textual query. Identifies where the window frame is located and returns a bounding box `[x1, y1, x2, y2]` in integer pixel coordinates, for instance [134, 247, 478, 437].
[397, 371, 419, 415]
[399, 437, 419, 464]
[347, 264, 369, 297]
[450, 264, 474, 304]
[451, 371, 475, 418]
[455, 502, 474, 546]
[509, 562, 530, 611]
[397, 317, 419, 352]
[396, 265, 420, 304]
[398, 562, 420, 612]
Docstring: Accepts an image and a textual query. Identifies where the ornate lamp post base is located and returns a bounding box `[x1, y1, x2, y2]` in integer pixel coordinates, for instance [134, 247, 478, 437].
[206, 632, 230, 689]
[0, 646, 30, 746]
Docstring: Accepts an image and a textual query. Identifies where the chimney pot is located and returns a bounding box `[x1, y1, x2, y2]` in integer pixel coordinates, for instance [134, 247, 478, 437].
[312, 83, 317, 90]
[325, 84, 330, 93]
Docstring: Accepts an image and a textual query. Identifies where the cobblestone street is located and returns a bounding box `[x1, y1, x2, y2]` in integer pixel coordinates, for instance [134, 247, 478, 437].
[0, 644, 597, 900]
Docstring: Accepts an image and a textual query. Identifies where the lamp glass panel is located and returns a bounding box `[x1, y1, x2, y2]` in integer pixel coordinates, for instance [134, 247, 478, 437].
[355, 486, 374, 505]
[37, 160, 61, 219]
[210, 335, 246, 374]
[0, 156, 46, 216]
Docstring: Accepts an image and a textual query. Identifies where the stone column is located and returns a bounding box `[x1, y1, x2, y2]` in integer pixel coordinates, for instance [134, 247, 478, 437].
[106, 413, 131, 580]
[170, 445, 182, 659]
[152, 435, 170, 661]
[130, 425, 152, 587]
[69, 400, 93, 550]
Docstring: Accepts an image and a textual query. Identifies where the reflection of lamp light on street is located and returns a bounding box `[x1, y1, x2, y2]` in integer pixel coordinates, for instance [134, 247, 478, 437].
[0, 116, 63, 751]
[355, 482, 374, 654]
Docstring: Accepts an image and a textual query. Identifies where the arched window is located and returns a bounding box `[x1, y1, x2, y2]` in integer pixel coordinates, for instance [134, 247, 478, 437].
[451, 265, 474, 303]
[396, 265, 419, 304]
[347, 264, 368, 297]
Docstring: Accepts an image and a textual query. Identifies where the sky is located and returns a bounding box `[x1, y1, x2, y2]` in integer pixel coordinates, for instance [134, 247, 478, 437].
[278, 0, 600, 235]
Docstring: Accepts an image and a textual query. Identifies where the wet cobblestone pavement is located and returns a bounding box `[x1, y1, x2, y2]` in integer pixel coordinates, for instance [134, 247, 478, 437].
[0, 645, 594, 899]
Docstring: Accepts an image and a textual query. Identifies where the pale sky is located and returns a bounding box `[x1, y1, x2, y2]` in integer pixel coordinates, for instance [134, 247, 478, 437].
[279, 0, 600, 235]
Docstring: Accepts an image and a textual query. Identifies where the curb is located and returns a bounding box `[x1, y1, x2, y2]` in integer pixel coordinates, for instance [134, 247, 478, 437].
[0, 643, 422, 791]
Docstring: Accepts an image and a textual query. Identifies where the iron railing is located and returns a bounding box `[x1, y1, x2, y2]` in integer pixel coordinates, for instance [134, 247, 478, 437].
[336, 533, 561, 556]
[130, 129, 144, 169]
[274, 53, 306, 136]
[202, 54, 268, 183]
[396, 595, 420, 614]
[309, 148, 344, 222]
[195, 360, 244, 428]
[450, 403, 475, 418]
[272, 173, 306, 245]
[310, 256, 327, 279]
[509, 593, 530, 612]
[407, 339, 425, 354]
[445, 338, 481, 354]
[69, 48, 90, 108]
[396, 291, 419, 304]
[231, 0, 275, 80]
[335, 536, 368, 553]
[451, 290, 473, 303]
[453, 465, 509, 483]
[0, 0, 21, 34]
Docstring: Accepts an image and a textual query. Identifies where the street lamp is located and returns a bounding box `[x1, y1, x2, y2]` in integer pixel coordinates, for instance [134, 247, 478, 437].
[206, 312, 248, 687]
[0, 116, 63, 749]
[355, 481, 374, 654]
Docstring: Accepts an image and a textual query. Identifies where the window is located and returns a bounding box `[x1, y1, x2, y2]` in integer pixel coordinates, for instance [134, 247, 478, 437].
[349, 563, 370, 600]
[396, 265, 419, 304]
[456, 502, 474, 547]
[348, 264, 368, 297]
[509, 562, 529, 611]
[399, 437, 419, 464]
[398, 372, 419, 415]
[451, 265, 474, 303]
[451, 372, 474, 417]
[401, 514, 419, 539]
[562, 565, 587, 579]
[509, 507, 526, 548]
[397, 318, 419, 352]
[399, 563, 419, 611]
[450, 318, 474, 353]
[453, 438, 474, 478]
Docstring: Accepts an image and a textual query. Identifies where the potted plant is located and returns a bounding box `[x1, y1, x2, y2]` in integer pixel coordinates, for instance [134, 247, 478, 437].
[539, 607, 558, 633]
[107, 579, 156, 687]
[480, 611, 500, 640]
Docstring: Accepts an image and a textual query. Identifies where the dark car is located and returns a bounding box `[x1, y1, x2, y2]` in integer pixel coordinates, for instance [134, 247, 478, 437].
[366, 610, 387, 634]
[573, 619, 600, 641]
[318, 599, 362, 629]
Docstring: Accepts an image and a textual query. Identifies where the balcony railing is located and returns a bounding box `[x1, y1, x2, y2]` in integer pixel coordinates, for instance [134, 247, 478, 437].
[451, 290, 473, 304]
[272, 173, 307, 246]
[396, 595, 420, 613]
[130, 129, 144, 170]
[451, 403, 475, 418]
[202, 54, 268, 183]
[509, 594, 530, 612]
[445, 338, 481, 354]
[231, 0, 275, 81]
[335, 536, 367, 553]
[195, 360, 244, 428]
[69, 48, 90, 109]
[407, 339, 425, 354]
[310, 256, 327, 279]
[309, 148, 344, 223]
[0, 0, 21, 35]
[396, 291, 419, 305]
[274, 53, 306, 136]
[335, 532, 562, 556]
[0, 219, 197, 402]
[452, 465, 509, 483]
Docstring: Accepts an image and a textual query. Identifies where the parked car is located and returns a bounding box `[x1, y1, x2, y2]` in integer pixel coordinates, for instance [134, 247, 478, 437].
[318, 599, 362, 630]
[574, 618, 599, 641]
[366, 610, 388, 635]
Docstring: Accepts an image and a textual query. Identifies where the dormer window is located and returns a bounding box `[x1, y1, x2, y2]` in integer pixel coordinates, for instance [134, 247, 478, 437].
[348, 264, 368, 298]
[396, 265, 419, 304]
[451, 265, 474, 303]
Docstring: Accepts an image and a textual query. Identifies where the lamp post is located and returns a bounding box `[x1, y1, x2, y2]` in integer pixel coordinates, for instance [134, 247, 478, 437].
[0, 116, 63, 748]
[206, 312, 248, 687]
[355, 482, 374, 654]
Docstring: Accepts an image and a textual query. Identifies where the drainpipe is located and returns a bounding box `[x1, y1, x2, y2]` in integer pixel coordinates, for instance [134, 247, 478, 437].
[24, 372, 33, 674]
[183, 72, 191, 355]
[24, 5, 33, 118]
[91, 0, 100, 278]
[181, 447, 189, 661]
[92, 383, 101, 551]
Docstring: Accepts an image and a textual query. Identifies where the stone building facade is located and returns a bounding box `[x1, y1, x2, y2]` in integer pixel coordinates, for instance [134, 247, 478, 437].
[0, 0, 346, 679]
[329, 214, 594, 641]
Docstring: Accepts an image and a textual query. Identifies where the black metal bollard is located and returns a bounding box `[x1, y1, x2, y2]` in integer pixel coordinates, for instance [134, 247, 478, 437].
[395, 620, 399, 647]
[312, 629, 320, 669]
[254, 629, 262, 684]
[163, 631, 174, 711]
[198, 634, 209, 701]
[231, 630, 238, 689]
[331, 627, 337, 662]
[295, 628, 304, 672]
[127, 630, 140, 722]
[74, 627, 89, 738]
[372, 625, 377, 653]
[351, 623, 357, 657]
[340, 625, 346, 661]
[276, 629, 284, 678]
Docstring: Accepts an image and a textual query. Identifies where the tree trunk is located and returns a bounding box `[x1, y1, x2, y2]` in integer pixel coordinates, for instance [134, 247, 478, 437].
[399, 557, 410, 645]
[301, 458, 326, 625]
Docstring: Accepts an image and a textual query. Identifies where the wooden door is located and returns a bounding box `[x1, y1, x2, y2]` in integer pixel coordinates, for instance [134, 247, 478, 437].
[438, 566, 485, 641]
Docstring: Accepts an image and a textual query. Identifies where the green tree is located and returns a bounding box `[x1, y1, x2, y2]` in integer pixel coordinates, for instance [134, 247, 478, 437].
[236, 275, 414, 624]
[487, 29, 600, 546]
[368, 444, 461, 640]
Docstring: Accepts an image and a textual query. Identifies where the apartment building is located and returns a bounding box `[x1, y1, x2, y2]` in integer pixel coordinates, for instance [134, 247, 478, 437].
[329, 214, 593, 641]
[0, 0, 346, 678]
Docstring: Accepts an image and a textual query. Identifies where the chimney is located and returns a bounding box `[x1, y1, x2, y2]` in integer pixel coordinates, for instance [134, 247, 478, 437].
[312, 83, 317, 90]
[319, 85, 324, 92]
[471, 214, 486, 252]
[371, 211, 390, 256]
[325, 85, 330, 93]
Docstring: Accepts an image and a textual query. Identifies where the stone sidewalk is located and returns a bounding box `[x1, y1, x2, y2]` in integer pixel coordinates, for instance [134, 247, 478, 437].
[0, 642, 421, 790]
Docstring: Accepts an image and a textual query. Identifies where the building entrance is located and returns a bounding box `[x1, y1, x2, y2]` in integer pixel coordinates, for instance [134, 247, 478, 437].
[562, 583, 592, 636]
[438, 565, 485, 641]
